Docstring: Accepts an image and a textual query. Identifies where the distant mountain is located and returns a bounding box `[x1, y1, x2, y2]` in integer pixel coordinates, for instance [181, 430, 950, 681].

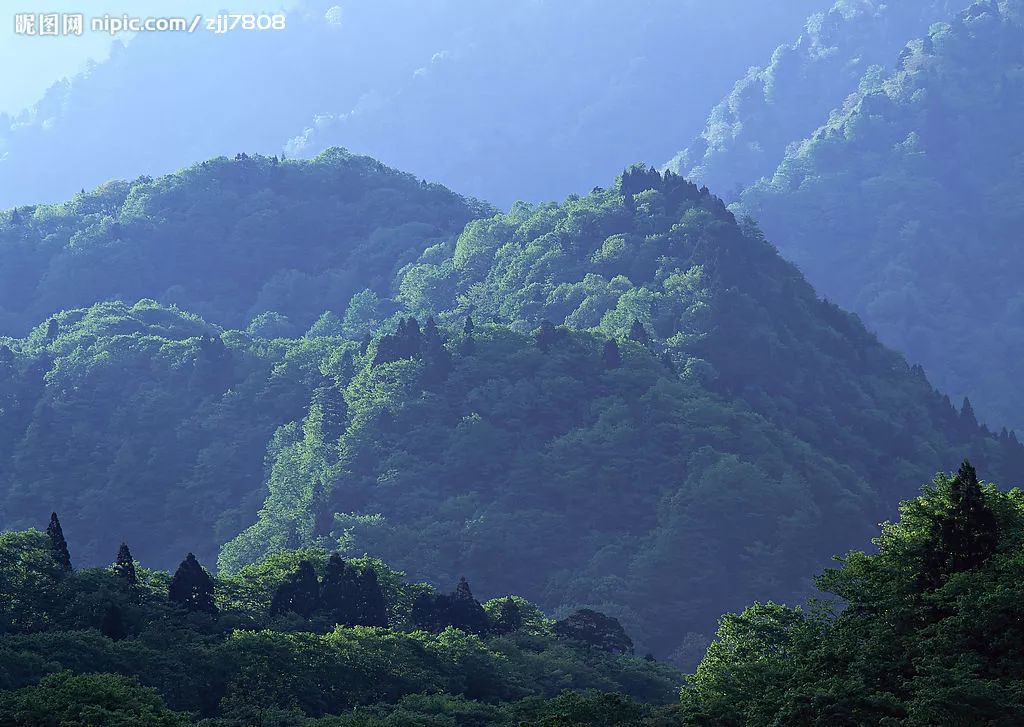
[735, 0, 1024, 432]
[666, 0, 959, 195]
[0, 149, 484, 334]
[0, 0, 826, 209]
[223, 166, 1024, 663]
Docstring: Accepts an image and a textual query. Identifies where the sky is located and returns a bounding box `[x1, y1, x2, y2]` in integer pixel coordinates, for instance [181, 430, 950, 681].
[0, 1, 293, 115]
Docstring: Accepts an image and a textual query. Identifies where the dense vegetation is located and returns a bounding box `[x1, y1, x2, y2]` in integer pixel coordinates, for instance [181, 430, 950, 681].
[667, 0, 958, 195]
[0, 300, 335, 567]
[680, 461, 1024, 724]
[0, 518, 684, 725]
[220, 167, 1024, 664]
[0, 149, 484, 334]
[735, 0, 1024, 434]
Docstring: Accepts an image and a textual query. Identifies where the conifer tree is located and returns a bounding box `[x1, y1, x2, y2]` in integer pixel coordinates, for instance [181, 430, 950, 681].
[355, 566, 388, 627]
[44, 318, 59, 342]
[629, 319, 650, 345]
[463, 316, 475, 336]
[271, 560, 320, 618]
[169, 553, 218, 615]
[46, 512, 72, 572]
[943, 460, 999, 573]
[114, 542, 137, 585]
[452, 576, 490, 635]
[535, 320, 559, 352]
[602, 339, 622, 369]
[320, 553, 360, 626]
[960, 397, 979, 433]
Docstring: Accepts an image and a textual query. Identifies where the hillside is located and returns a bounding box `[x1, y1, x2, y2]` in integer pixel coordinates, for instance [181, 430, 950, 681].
[735, 0, 1024, 432]
[222, 167, 1024, 663]
[667, 0, 959, 194]
[0, 300, 334, 567]
[0, 148, 484, 335]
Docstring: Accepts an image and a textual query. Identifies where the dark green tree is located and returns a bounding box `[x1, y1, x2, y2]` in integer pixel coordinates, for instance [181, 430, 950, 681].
[535, 320, 560, 352]
[271, 560, 320, 618]
[939, 460, 999, 575]
[355, 566, 388, 627]
[463, 316, 475, 336]
[554, 609, 634, 655]
[312, 384, 347, 443]
[168, 553, 218, 615]
[629, 319, 650, 345]
[44, 318, 59, 342]
[100, 604, 128, 641]
[46, 512, 72, 572]
[452, 577, 490, 635]
[319, 553, 361, 626]
[602, 339, 622, 369]
[113, 542, 137, 586]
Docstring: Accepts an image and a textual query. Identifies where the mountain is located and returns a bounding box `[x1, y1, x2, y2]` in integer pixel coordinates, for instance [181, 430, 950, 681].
[734, 0, 1024, 432]
[0, 0, 827, 209]
[0, 148, 485, 334]
[666, 0, 960, 195]
[223, 166, 1024, 663]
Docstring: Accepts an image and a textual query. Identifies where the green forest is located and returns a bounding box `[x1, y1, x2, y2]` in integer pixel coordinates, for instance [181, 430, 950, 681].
[2, 0, 1024, 721]
[2, 462, 1021, 724]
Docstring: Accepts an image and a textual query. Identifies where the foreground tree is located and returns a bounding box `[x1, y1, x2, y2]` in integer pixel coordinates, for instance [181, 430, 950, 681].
[46, 512, 72, 572]
[113, 543, 137, 585]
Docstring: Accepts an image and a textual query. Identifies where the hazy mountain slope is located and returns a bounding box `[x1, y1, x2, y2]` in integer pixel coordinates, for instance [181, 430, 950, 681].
[666, 0, 960, 195]
[0, 149, 484, 335]
[224, 167, 1024, 663]
[734, 0, 1024, 431]
[0, 0, 826, 210]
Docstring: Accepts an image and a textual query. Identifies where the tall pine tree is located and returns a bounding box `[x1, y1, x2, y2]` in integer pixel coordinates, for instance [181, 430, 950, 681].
[46, 512, 72, 572]
[113, 542, 137, 585]
[169, 553, 218, 615]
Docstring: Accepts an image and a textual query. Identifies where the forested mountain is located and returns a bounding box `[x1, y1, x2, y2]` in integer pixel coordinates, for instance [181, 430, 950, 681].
[0, 523, 685, 724]
[0, 300, 332, 567]
[734, 0, 1024, 432]
[0, 0, 827, 209]
[667, 0, 959, 195]
[0, 149, 484, 334]
[221, 166, 1024, 663]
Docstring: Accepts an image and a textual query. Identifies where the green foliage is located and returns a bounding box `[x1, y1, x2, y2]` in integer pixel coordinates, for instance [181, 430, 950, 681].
[679, 464, 1024, 724]
[224, 168, 1023, 664]
[0, 300, 343, 567]
[735, 1, 1024, 433]
[0, 529, 682, 723]
[0, 149, 486, 334]
[0, 672, 191, 727]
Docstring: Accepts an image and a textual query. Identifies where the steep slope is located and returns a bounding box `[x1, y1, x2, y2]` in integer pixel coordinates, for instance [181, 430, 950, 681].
[225, 167, 1024, 663]
[0, 148, 484, 334]
[667, 0, 959, 195]
[735, 0, 1024, 431]
[0, 300, 337, 567]
[0, 0, 826, 209]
